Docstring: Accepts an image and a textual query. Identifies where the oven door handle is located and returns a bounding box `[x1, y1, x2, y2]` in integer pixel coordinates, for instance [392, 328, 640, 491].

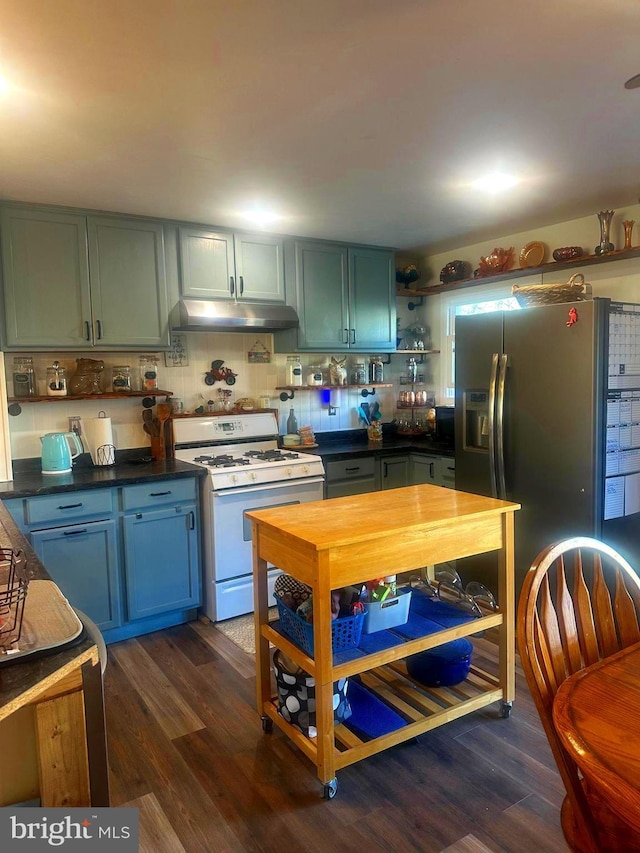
[212, 477, 325, 498]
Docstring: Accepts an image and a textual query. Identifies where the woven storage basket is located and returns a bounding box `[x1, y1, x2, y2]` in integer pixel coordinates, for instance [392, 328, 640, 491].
[511, 272, 589, 307]
[275, 597, 364, 655]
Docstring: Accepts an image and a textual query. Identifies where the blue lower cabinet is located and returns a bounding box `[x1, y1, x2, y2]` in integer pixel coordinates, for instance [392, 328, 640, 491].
[123, 504, 200, 620]
[31, 519, 121, 631]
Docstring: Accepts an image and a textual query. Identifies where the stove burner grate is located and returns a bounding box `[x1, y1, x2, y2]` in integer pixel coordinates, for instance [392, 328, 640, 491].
[243, 450, 300, 462]
[193, 454, 251, 468]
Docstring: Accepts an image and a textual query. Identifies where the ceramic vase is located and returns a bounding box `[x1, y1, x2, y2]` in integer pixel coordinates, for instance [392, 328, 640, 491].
[595, 210, 615, 255]
[623, 220, 635, 250]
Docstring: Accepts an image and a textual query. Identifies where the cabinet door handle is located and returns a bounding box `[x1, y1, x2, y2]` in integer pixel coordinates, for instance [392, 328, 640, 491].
[58, 502, 83, 510]
[343, 328, 349, 344]
[95, 319, 103, 340]
[84, 320, 91, 341]
[351, 328, 356, 344]
[239, 275, 244, 295]
[189, 510, 195, 530]
[430, 463, 435, 478]
[63, 528, 87, 536]
[345, 466, 360, 473]
[383, 462, 388, 477]
[446, 466, 455, 472]
[230, 276, 235, 295]
[149, 490, 171, 497]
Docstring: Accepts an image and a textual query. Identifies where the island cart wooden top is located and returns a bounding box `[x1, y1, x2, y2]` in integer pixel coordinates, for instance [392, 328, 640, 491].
[247, 484, 520, 590]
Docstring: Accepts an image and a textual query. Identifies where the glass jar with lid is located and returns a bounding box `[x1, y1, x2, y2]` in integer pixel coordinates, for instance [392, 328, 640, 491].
[286, 355, 303, 386]
[139, 355, 159, 391]
[13, 357, 36, 397]
[46, 361, 67, 397]
[352, 363, 366, 384]
[369, 355, 384, 383]
[112, 365, 132, 393]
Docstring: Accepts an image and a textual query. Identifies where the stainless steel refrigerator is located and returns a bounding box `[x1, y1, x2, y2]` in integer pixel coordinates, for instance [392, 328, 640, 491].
[454, 297, 640, 596]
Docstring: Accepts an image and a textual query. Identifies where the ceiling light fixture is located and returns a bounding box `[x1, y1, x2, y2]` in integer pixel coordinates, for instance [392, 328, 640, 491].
[471, 172, 520, 193]
[624, 73, 640, 90]
[0, 75, 10, 96]
[240, 207, 281, 226]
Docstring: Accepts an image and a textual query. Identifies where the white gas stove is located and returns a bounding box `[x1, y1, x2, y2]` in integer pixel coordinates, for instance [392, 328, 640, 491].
[173, 412, 325, 622]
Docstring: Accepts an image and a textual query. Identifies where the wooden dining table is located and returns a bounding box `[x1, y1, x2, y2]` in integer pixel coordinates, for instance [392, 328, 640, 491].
[553, 641, 640, 834]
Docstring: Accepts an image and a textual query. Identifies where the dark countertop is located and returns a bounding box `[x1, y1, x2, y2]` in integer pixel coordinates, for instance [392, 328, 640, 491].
[293, 429, 455, 462]
[0, 454, 206, 500]
[0, 500, 99, 713]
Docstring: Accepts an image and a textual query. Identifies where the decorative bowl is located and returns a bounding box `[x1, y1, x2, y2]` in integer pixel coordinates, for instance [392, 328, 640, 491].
[395, 265, 422, 287]
[552, 246, 584, 262]
[475, 247, 515, 277]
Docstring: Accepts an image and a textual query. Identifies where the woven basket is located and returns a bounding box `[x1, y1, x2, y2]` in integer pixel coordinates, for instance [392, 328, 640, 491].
[511, 272, 589, 307]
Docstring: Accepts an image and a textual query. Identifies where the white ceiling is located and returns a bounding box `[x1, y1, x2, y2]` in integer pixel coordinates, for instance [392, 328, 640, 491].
[1, 0, 639, 254]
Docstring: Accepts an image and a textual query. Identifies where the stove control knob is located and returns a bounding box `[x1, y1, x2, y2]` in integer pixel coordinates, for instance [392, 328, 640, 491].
[249, 472, 257, 481]
[285, 467, 293, 476]
[301, 465, 309, 475]
[230, 475, 238, 484]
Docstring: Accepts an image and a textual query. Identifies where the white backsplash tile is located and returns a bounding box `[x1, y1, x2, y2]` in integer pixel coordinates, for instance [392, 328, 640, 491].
[5, 334, 430, 458]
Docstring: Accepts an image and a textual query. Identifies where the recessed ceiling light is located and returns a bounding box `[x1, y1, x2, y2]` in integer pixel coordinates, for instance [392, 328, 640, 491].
[625, 73, 640, 90]
[471, 172, 520, 193]
[240, 207, 281, 226]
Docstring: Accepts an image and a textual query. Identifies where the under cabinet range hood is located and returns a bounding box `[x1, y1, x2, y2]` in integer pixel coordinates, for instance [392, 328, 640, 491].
[173, 299, 299, 331]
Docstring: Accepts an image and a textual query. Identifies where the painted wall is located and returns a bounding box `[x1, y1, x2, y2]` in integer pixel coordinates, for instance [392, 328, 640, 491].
[408, 205, 640, 398]
[5, 331, 435, 459]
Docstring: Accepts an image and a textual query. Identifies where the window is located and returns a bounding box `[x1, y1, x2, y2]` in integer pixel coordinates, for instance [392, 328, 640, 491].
[441, 285, 521, 398]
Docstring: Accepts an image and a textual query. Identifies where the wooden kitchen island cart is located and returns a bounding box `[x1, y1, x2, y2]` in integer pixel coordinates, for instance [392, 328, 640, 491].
[249, 484, 520, 798]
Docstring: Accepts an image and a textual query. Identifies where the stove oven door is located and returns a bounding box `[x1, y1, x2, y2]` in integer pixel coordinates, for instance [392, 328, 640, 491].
[209, 476, 324, 621]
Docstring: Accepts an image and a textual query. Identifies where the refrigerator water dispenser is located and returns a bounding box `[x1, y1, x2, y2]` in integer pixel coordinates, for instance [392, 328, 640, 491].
[463, 390, 490, 450]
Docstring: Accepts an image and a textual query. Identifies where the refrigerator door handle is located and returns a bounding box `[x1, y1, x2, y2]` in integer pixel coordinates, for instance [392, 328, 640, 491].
[488, 352, 500, 498]
[496, 353, 509, 499]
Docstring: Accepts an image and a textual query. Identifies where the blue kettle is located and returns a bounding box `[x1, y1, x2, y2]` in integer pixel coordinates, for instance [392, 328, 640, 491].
[40, 432, 83, 475]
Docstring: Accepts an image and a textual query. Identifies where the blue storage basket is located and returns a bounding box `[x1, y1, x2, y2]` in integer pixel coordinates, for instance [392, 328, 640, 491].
[275, 597, 364, 655]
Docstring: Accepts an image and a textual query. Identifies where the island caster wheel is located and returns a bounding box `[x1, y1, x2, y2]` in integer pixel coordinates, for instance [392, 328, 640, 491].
[499, 700, 513, 719]
[323, 778, 338, 800]
[261, 715, 273, 733]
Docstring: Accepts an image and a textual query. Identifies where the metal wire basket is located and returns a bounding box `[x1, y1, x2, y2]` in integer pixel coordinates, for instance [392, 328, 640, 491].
[512, 272, 590, 307]
[0, 548, 29, 651]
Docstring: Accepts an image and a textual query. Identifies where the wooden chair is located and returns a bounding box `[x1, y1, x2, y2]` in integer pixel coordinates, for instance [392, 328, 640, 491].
[517, 536, 640, 853]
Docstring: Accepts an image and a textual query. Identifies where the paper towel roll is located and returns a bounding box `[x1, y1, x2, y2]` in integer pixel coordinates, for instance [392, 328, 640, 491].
[83, 415, 115, 466]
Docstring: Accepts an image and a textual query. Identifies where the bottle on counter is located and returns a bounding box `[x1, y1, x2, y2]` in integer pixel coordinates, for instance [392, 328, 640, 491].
[286, 407, 298, 434]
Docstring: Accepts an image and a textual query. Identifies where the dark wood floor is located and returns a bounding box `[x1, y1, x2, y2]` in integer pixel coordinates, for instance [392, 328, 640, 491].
[103, 621, 569, 853]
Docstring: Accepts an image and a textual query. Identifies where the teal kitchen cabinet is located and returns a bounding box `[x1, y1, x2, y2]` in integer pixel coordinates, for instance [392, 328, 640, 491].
[379, 455, 410, 490]
[179, 226, 285, 302]
[123, 505, 199, 620]
[5, 475, 201, 643]
[87, 216, 169, 348]
[410, 453, 439, 486]
[274, 240, 395, 352]
[31, 520, 122, 631]
[121, 478, 200, 621]
[1, 205, 170, 349]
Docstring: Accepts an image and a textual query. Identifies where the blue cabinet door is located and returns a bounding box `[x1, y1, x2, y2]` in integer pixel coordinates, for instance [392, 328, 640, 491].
[1, 206, 92, 348]
[123, 504, 200, 620]
[234, 233, 285, 302]
[294, 241, 349, 350]
[178, 226, 235, 300]
[31, 520, 121, 630]
[348, 247, 396, 351]
[87, 216, 170, 348]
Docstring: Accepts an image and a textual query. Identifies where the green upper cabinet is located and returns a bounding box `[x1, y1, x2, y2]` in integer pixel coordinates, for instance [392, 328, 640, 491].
[1, 207, 92, 348]
[1, 205, 170, 350]
[274, 240, 395, 352]
[179, 226, 284, 302]
[87, 216, 169, 348]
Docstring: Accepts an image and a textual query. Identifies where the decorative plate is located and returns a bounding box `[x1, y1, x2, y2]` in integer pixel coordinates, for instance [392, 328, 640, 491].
[519, 241, 547, 268]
